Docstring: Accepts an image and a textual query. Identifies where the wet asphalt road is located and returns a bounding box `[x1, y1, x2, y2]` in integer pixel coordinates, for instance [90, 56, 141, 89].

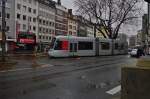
[0, 55, 137, 99]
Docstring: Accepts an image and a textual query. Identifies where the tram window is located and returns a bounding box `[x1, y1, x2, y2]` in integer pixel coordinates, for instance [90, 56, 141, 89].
[101, 42, 110, 50]
[54, 40, 68, 50]
[115, 43, 118, 49]
[78, 41, 93, 50]
[70, 43, 73, 52]
[54, 41, 62, 50]
[74, 43, 77, 52]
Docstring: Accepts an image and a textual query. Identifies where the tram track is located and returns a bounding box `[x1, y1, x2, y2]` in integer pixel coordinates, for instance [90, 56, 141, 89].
[0, 57, 126, 87]
[0, 58, 125, 98]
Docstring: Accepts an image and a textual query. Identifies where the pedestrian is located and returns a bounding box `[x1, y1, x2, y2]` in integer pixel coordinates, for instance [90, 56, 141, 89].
[137, 48, 141, 58]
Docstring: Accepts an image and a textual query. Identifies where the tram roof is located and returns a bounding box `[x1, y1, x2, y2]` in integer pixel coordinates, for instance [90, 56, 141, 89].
[55, 36, 95, 40]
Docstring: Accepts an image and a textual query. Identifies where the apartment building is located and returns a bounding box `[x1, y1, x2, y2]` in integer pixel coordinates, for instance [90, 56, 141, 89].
[38, 0, 55, 48]
[15, 0, 39, 37]
[68, 9, 77, 36]
[0, 0, 14, 39]
[55, 0, 68, 36]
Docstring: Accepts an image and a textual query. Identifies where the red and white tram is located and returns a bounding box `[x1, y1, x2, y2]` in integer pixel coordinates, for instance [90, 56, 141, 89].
[48, 36, 128, 57]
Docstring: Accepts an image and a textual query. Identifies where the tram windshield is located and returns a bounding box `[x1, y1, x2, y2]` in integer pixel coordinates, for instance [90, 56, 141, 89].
[50, 37, 56, 49]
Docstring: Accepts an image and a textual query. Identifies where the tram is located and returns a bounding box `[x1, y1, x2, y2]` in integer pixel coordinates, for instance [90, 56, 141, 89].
[48, 36, 128, 57]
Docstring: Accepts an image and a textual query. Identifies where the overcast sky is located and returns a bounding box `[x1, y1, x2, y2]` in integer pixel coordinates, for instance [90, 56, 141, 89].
[54, 0, 148, 36]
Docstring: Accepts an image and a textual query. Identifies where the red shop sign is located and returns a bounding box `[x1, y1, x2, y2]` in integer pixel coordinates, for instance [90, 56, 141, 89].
[20, 39, 35, 44]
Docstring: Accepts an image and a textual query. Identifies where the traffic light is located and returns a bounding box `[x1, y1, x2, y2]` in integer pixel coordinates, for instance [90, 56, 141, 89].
[144, 0, 150, 3]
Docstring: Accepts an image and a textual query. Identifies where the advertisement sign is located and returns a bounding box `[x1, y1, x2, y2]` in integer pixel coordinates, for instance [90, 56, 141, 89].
[19, 39, 35, 44]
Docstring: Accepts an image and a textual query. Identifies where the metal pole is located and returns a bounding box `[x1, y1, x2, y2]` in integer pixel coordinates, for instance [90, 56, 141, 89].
[1, 0, 6, 61]
[94, 23, 96, 38]
[147, 3, 150, 55]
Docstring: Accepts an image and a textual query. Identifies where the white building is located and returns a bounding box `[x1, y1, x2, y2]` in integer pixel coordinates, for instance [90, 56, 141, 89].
[15, 0, 39, 39]
[68, 9, 77, 36]
[55, 0, 68, 36]
[87, 25, 94, 37]
[38, 0, 55, 46]
[0, 0, 15, 40]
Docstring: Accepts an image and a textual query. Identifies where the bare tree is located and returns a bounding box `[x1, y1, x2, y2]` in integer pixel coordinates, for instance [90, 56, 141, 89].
[74, 0, 143, 39]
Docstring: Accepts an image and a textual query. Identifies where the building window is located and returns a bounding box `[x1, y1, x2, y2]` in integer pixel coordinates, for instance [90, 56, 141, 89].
[6, 13, 10, 19]
[39, 27, 42, 32]
[73, 26, 76, 30]
[28, 7, 32, 13]
[0, 12, 1, 17]
[78, 42, 93, 50]
[46, 21, 48, 25]
[39, 19, 42, 24]
[69, 31, 72, 35]
[49, 37, 51, 40]
[52, 22, 55, 26]
[33, 18, 36, 22]
[17, 13, 21, 19]
[28, 16, 32, 22]
[17, 4, 21, 10]
[69, 25, 72, 29]
[46, 36, 48, 40]
[33, 9, 36, 14]
[29, 25, 32, 30]
[33, 26, 36, 31]
[101, 42, 110, 50]
[43, 28, 45, 33]
[39, 35, 41, 39]
[46, 29, 48, 33]
[43, 36, 45, 39]
[6, 26, 9, 31]
[23, 15, 26, 20]
[49, 29, 51, 34]
[23, 24, 26, 30]
[49, 22, 52, 26]
[43, 20, 45, 25]
[23, 5, 27, 12]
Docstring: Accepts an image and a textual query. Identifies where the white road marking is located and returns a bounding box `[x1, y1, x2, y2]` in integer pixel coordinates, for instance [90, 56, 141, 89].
[106, 85, 121, 95]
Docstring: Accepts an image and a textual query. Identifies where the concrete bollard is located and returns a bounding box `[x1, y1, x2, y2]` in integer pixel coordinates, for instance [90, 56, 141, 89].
[121, 67, 150, 99]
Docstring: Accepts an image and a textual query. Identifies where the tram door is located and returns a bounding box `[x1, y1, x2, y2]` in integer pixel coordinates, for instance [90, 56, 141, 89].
[69, 42, 78, 56]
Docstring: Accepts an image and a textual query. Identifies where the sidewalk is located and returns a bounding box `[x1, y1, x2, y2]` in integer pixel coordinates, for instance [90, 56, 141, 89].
[5, 52, 47, 57]
[136, 55, 150, 68]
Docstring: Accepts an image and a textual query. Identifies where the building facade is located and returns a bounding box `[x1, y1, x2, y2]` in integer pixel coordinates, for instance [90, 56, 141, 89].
[15, 0, 39, 37]
[38, 0, 55, 49]
[129, 35, 136, 48]
[136, 30, 143, 46]
[86, 24, 94, 37]
[55, 0, 68, 36]
[68, 9, 77, 36]
[117, 33, 128, 42]
[76, 16, 87, 37]
[0, 0, 14, 39]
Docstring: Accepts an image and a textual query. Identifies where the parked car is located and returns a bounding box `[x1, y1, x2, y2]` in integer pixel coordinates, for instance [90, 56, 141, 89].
[128, 48, 132, 55]
[130, 49, 138, 57]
